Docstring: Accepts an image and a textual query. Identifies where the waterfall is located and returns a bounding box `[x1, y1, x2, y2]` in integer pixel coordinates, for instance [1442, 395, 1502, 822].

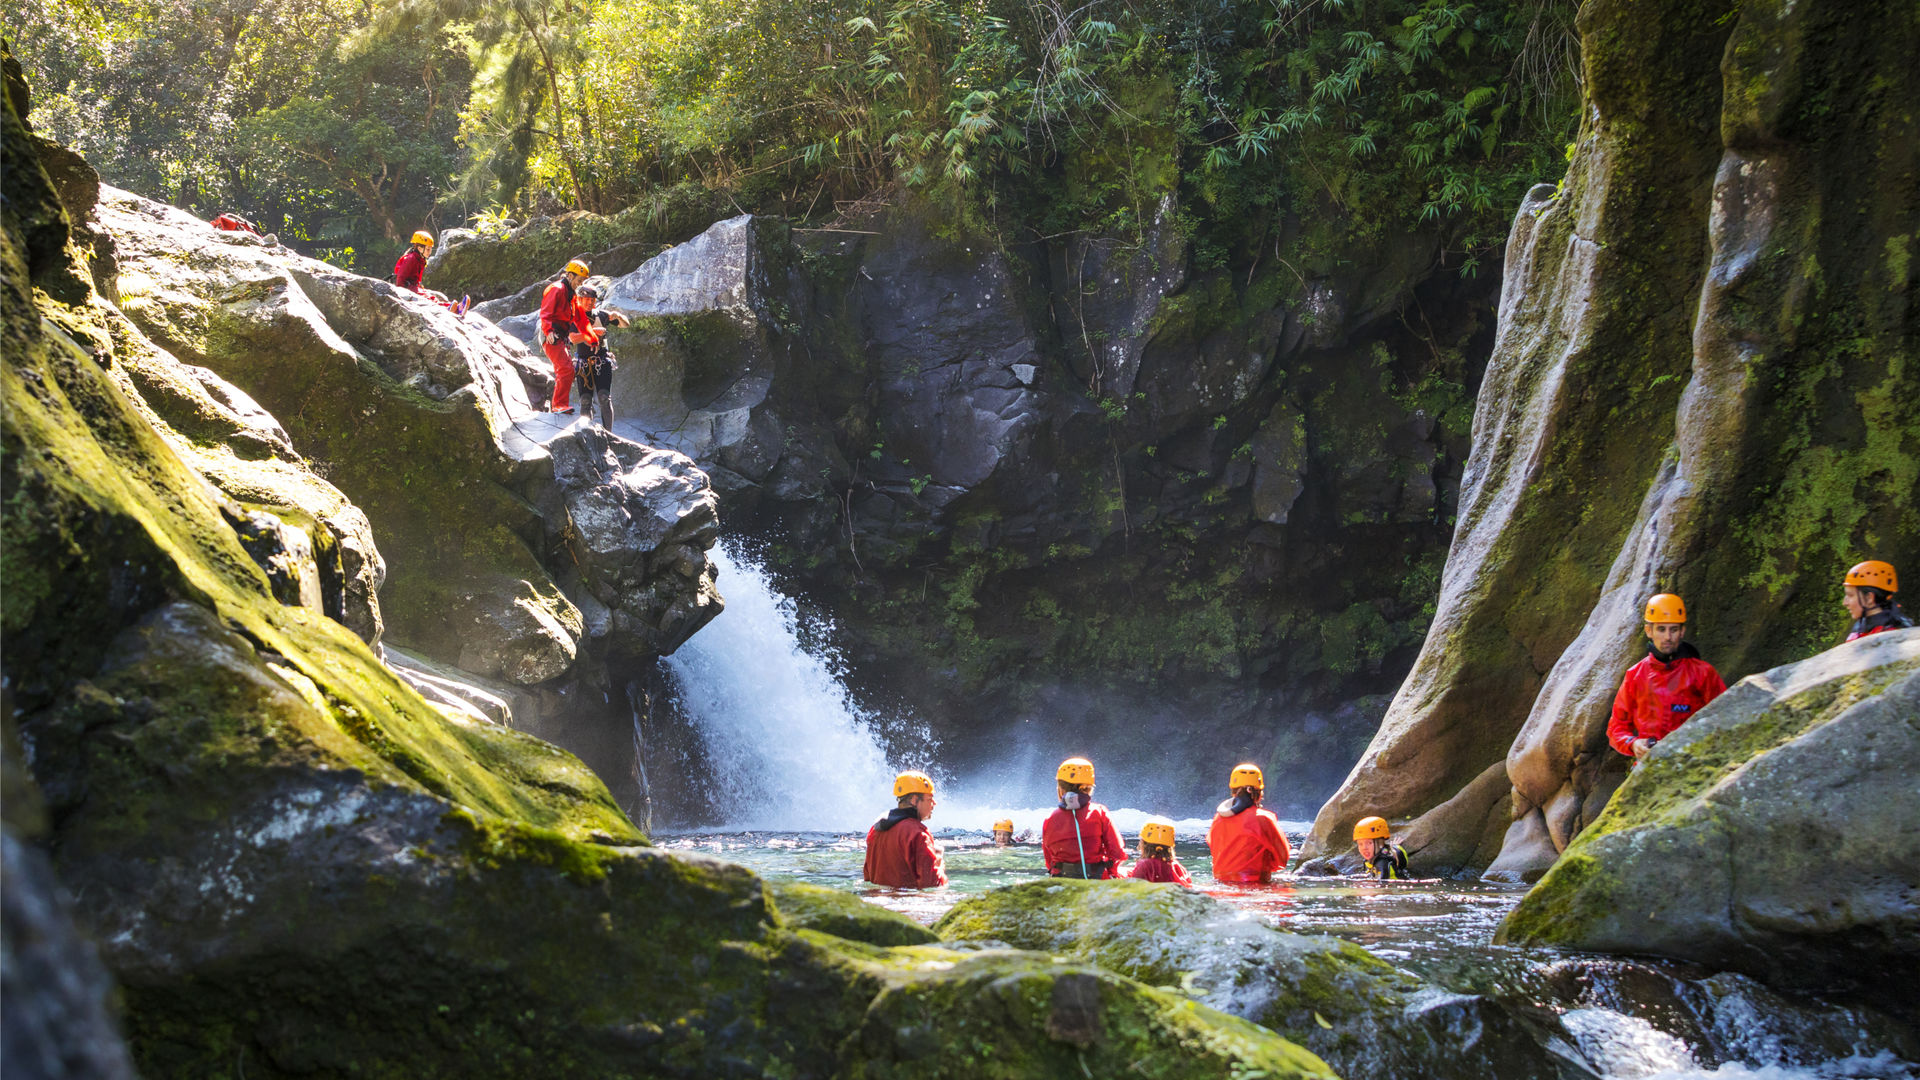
[663, 541, 901, 830]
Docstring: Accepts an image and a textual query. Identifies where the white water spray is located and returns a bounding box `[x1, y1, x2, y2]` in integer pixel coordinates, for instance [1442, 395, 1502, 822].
[663, 542, 900, 830]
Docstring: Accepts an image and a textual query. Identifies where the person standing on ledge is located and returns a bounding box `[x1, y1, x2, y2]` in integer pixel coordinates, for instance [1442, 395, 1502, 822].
[1608, 593, 1727, 761]
[863, 771, 946, 889]
[1842, 561, 1912, 641]
[1043, 758, 1128, 879]
[1207, 763, 1290, 884]
[539, 259, 590, 414]
[1351, 817, 1408, 880]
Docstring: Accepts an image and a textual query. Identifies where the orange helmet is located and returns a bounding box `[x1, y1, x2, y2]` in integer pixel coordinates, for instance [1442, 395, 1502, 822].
[1229, 763, 1264, 790]
[893, 771, 934, 798]
[1140, 819, 1176, 848]
[1353, 816, 1391, 841]
[1056, 758, 1095, 785]
[992, 819, 1014, 833]
[564, 258, 590, 277]
[1643, 593, 1687, 624]
[410, 230, 435, 248]
[1844, 560, 1898, 593]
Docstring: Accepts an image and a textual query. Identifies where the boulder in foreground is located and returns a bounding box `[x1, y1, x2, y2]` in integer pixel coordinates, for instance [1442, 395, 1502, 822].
[1500, 630, 1920, 1017]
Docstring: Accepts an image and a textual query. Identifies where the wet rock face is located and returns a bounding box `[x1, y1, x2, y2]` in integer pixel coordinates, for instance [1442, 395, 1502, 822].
[1501, 632, 1920, 1014]
[1310, 0, 1920, 875]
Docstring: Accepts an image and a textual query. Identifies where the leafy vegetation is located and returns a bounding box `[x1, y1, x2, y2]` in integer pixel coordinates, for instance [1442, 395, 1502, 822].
[13, 0, 1577, 273]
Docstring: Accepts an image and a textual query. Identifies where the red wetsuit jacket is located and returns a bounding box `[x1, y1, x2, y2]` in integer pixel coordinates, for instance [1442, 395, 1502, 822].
[1042, 803, 1128, 879]
[1208, 805, 1290, 883]
[1847, 608, 1914, 642]
[392, 248, 426, 293]
[863, 809, 946, 889]
[1607, 644, 1727, 756]
[538, 278, 578, 341]
[1127, 856, 1194, 888]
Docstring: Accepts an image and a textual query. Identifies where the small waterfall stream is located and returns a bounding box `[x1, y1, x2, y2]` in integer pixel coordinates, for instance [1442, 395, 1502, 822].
[661, 541, 900, 831]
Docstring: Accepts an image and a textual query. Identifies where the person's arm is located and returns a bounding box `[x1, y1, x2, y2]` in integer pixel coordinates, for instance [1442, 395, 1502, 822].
[1262, 814, 1290, 874]
[911, 827, 945, 888]
[538, 286, 560, 341]
[1607, 675, 1640, 756]
[1172, 861, 1194, 888]
[1101, 814, 1128, 878]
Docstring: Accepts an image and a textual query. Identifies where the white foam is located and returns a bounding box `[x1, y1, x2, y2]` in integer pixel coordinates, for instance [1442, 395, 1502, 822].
[664, 542, 897, 830]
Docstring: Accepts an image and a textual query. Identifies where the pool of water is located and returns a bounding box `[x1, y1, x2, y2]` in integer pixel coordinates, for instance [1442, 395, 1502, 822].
[657, 827, 1920, 1080]
[655, 827, 1523, 977]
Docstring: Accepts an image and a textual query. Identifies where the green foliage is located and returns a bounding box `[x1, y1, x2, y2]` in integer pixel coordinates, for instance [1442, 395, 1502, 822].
[11, 0, 470, 268]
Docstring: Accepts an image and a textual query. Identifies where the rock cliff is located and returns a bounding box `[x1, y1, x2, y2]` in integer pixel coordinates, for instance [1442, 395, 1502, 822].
[482, 188, 1492, 816]
[1309, 0, 1920, 875]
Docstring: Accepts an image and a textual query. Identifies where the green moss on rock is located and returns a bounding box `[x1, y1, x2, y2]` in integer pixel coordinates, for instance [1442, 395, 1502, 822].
[767, 880, 940, 947]
[1500, 634, 1920, 1010]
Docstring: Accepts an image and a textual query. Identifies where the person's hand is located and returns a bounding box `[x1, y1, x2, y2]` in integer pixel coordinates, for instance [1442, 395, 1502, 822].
[1632, 738, 1657, 759]
[543, 332, 558, 345]
[569, 332, 588, 343]
[611, 312, 631, 328]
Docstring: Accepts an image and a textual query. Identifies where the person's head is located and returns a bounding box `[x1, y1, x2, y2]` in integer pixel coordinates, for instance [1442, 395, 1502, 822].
[894, 770, 936, 820]
[1140, 818, 1176, 861]
[1353, 816, 1391, 861]
[1056, 757, 1095, 806]
[410, 229, 435, 254]
[1643, 593, 1687, 656]
[563, 257, 590, 285]
[1843, 561, 1898, 620]
[576, 283, 600, 310]
[1229, 762, 1264, 806]
[992, 818, 1014, 846]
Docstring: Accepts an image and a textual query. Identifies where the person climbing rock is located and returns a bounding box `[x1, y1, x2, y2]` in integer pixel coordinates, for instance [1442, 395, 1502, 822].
[991, 818, 1015, 847]
[569, 283, 628, 430]
[1207, 763, 1290, 884]
[1607, 593, 1727, 761]
[862, 771, 947, 889]
[390, 230, 468, 314]
[1042, 758, 1128, 879]
[1351, 817, 1409, 880]
[210, 213, 260, 235]
[1127, 818, 1194, 888]
[539, 259, 590, 414]
[1842, 561, 1912, 641]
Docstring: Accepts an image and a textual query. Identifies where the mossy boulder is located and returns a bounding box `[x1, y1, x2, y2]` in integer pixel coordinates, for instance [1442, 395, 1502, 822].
[935, 879, 1592, 1079]
[767, 880, 939, 947]
[1501, 631, 1920, 1016]
[822, 941, 1338, 1080]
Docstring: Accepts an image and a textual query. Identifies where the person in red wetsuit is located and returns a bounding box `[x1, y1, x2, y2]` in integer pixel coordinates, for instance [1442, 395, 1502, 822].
[1042, 757, 1128, 879]
[392, 230, 434, 292]
[863, 770, 947, 889]
[1127, 818, 1193, 888]
[1608, 593, 1727, 761]
[390, 230, 468, 313]
[539, 259, 590, 414]
[1207, 763, 1289, 884]
[1842, 561, 1913, 642]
